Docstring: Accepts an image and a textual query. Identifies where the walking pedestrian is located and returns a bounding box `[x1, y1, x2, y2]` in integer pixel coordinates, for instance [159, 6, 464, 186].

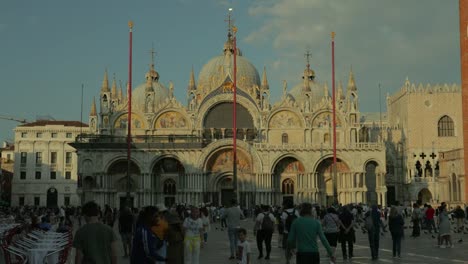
[183, 206, 204, 264]
[237, 228, 251, 264]
[73, 201, 118, 264]
[411, 203, 421, 237]
[339, 206, 355, 260]
[438, 205, 453, 248]
[131, 206, 167, 263]
[322, 207, 343, 256]
[287, 202, 336, 264]
[225, 199, 244, 259]
[254, 205, 275, 260]
[388, 206, 404, 258]
[119, 206, 134, 258]
[281, 199, 299, 264]
[166, 213, 184, 264]
[365, 205, 383, 260]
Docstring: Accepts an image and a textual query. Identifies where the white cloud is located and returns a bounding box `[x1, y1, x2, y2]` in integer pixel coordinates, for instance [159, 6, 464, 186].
[244, 0, 459, 111]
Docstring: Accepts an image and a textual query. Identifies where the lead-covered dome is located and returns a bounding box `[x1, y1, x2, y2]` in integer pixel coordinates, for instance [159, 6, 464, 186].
[132, 81, 169, 112]
[198, 39, 260, 92]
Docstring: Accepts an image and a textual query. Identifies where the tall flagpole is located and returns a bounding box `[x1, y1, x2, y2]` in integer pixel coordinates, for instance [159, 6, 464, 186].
[126, 21, 133, 206]
[232, 21, 239, 202]
[331, 32, 338, 205]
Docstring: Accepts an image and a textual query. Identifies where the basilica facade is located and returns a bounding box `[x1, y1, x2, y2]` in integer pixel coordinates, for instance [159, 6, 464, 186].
[72, 32, 386, 209]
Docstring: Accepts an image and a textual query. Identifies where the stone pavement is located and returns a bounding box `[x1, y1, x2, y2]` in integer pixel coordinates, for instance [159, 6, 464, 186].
[70, 218, 468, 264]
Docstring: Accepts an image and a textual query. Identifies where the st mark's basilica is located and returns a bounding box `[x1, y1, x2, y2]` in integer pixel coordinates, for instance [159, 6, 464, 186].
[71, 25, 388, 209]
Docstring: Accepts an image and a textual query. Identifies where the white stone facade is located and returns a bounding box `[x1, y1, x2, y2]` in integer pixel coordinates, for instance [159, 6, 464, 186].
[386, 79, 464, 205]
[11, 121, 88, 207]
[72, 35, 386, 209]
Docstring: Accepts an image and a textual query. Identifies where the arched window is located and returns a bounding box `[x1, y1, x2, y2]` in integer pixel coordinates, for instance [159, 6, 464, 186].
[282, 133, 288, 144]
[438, 115, 454, 137]
[163, 179, 176, 195]
[282, 178, 294, 195]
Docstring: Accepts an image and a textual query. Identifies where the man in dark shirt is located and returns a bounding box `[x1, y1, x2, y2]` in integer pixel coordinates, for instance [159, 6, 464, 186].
[119, 206, 134, 258]
[339, 206, 355, 260]
[73, 201, 118, 264]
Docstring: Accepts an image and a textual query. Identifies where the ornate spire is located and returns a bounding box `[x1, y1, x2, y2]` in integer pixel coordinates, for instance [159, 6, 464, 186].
[188, 66, 197, 91]
[101, 69, 110, 92]
[111, 74, 117, 95]
[261, 66, 269, 90]
[338, 81, 345, 99]
[118, 80, 123, 100]
[90, 97, 97, 116]
[347, 67, 357, 91]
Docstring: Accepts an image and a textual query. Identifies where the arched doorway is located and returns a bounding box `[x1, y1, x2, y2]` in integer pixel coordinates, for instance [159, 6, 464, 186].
[316, 157, 350, 206]
[163, 179, 177, 208]
[108, 160, 140, 208]
[152, 157, 184, 205]
[273, 157, 304, 205]
[82, 176, 95, 203]
[282, 178, 295, 205]
[206, 148, 252, 206]
[217, 176, 234, 206]
[47, 187, 58, 208]
[418, 188, 432, 204]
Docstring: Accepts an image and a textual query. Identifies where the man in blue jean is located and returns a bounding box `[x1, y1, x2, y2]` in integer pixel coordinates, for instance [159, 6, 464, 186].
[224, 199, 244, 259]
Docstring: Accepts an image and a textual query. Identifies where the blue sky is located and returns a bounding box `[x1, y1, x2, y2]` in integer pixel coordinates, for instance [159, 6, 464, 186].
[0, 0, 461, 143]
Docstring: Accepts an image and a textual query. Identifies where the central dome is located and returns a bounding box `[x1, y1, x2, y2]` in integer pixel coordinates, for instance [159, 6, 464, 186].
[198, 44, 260, 93]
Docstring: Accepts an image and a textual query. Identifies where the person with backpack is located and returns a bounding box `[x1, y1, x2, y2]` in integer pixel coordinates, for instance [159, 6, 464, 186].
[254, 205, 276, 260]
[322, 207, 344, 257]
[281, 200, 299, 264]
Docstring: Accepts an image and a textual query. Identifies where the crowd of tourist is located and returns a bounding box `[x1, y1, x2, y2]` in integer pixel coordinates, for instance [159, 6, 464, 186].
[1, 200, 467, 263]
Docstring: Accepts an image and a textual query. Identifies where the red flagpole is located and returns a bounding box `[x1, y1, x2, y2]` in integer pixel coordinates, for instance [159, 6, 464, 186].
[232, 26, 238, 201]
[332, 32, 337, 204]
[126, 21, 133, 205]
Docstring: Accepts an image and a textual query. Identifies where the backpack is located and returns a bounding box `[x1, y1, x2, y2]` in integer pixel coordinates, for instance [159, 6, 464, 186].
[364, 215, 374, 232]
[284, 209, 297, 232]
[261, 213, 274, 230]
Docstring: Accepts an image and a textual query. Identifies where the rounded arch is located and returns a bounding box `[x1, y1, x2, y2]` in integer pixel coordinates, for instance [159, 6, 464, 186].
[112, 112, 147, 129]
[83, 176, 95, 190]
[271, 155, 306, 175]
[107, 159, 141, 191]
[312, 155, 351, 173]
[104, 155, 144, 173]
[362, 158, 384, 173]
[153, 110, 190, 129]
[418, 188, 432, 204]
[268, 109, 305, 129]
[311, 110, 343, 128]
[198, 139, 262, 173]
[205, 147, 252, 175]
[196, 95, 261, 129]
[151, 156, 186, 175]
[437, 115, 455, 137]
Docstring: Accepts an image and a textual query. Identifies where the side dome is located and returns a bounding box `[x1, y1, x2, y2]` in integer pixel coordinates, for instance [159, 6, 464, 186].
[289, 81, 326, 107]
[198, 54, 261, 92]
[132, 81, 170, 112]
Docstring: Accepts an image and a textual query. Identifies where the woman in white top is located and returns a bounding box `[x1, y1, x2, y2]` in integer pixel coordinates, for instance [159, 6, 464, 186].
[183, 207, 204, 264]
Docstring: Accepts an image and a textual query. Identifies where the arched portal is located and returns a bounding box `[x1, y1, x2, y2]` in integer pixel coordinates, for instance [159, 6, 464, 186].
[206, 148, 252, 206]
[315, 157, 350, 206]
[418, 188, 432, 204]
[46, 187, 58, 208]
[273, 157, 304, 205]
[108, 160, 140, 208]
[152, 157, 185, 206]
[82, 176, 95, 204]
